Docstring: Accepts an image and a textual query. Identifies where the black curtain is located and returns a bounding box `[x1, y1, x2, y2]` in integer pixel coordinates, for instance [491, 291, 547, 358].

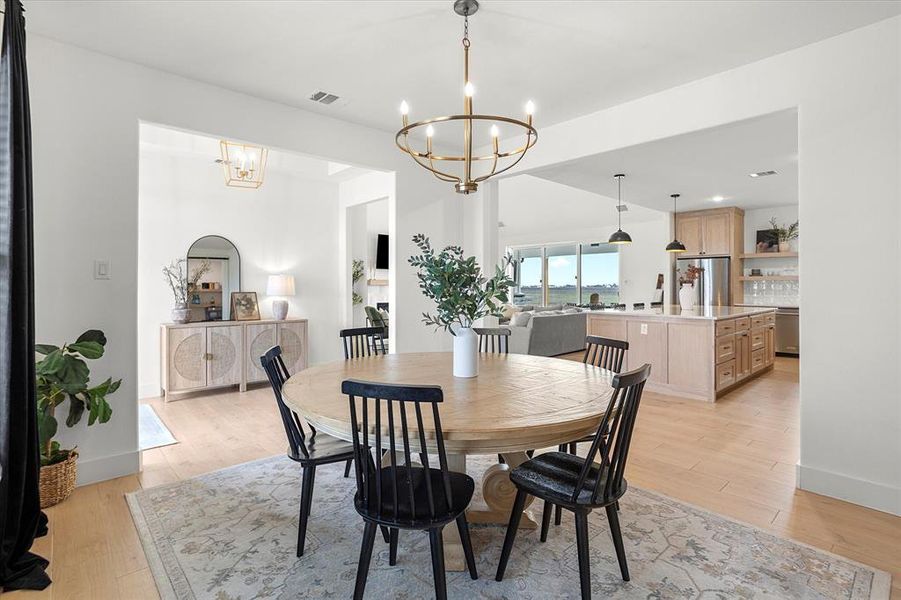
[0, 0, 50, 591]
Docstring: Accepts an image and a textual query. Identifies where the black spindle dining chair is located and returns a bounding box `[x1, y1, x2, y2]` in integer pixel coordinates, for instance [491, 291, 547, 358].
[473, 326, 511, 354]
[552, 335, 630, 525]
[339, 326, 389, 477]
[496, 364, 652, 600]
[343, 379, 478, 600]
[260, 346, 358, 557]
[340, 326, 387, 359]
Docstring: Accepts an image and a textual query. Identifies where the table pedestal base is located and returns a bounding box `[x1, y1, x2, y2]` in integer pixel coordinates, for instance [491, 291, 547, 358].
[443, 452, 536, 572]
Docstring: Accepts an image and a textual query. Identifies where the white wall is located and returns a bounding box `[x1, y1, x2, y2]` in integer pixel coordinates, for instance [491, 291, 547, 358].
[138, 131, 352, 397]
[486, 17, 901, 514]
[497, 175, 672, 306]
[30, 35, 462, 485]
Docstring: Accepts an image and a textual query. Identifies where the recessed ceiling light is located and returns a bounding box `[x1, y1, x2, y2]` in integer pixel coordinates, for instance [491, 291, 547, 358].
[749, 170, 778, 178]
[711, 195, 725, 202]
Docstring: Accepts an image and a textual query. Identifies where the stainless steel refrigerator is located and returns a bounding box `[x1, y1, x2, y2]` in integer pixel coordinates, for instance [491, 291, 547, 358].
[674, 257, 731, 307]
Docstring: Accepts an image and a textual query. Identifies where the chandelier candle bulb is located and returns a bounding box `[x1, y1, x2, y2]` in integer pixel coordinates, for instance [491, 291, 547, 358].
[464, 81, 475, 97]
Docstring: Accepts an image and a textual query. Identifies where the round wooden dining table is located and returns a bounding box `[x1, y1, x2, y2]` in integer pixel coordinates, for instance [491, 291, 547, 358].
[281, 351, 614, 570]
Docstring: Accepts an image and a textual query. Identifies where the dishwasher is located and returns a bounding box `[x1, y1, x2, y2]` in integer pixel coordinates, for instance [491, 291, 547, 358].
[775, 307, 799, 356]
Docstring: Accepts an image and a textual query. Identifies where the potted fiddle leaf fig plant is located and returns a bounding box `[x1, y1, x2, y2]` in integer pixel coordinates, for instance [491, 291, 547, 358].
[35, 329, 122, 507]
[408, 234, 513, 378]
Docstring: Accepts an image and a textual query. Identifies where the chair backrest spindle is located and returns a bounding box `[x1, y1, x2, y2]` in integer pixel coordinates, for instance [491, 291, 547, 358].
[260, 346, 313, 459]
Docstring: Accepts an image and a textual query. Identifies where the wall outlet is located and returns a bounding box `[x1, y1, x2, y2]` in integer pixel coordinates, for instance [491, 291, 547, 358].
[640, 323, 648, 335]
[94, 259, 111, 280]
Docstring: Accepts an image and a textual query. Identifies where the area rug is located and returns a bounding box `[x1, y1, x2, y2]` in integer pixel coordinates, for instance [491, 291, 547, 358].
[127, 455, 890, 600]
[139, 404, 178, 451]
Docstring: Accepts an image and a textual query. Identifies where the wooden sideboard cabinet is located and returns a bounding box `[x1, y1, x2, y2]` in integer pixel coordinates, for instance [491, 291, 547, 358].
[161, 319, 308, 399]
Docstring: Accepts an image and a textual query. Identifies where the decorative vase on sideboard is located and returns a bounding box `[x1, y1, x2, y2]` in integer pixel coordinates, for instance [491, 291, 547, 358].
[171, 302, 191, 324]
[452, 325, 478, 378]
[679, 283, 696, 310]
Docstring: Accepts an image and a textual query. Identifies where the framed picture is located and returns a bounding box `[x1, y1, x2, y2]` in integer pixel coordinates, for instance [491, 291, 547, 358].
[756, 229, 779, 253]
[230, 291, 261, 321]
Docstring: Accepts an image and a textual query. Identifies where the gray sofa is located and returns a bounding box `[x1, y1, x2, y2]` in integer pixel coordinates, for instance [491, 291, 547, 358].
[507, 309, 587, 357]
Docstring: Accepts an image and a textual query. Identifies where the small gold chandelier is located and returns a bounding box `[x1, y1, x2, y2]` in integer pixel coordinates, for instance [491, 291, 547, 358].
[395, 0, 537, 194]
[218, 140, 268, 189]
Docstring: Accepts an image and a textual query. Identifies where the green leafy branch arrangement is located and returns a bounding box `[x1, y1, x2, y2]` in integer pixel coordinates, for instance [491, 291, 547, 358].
[35, 330, 122, 466]
[408, 234, 514, 335]
[768, 217, 799, 243]
[352, 258, 365, 306]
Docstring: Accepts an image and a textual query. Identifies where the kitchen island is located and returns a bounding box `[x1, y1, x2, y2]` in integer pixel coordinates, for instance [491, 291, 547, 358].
[586, 305, 776, 401]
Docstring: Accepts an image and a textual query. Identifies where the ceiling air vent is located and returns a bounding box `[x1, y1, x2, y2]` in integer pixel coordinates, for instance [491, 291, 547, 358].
[749, 170, 778, 178]
[616, 204, 629, 212]
[309, 90, 340, 105]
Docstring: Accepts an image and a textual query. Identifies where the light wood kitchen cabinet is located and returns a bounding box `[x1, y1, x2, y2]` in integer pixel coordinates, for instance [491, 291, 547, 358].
[675, 215, 703, 255]
[585, 307, 775, 402]
[735, 330, 751, 381]
[765, 324, 776, 366]
[673, 207, 743, 257]
[161, 319, 308, 399]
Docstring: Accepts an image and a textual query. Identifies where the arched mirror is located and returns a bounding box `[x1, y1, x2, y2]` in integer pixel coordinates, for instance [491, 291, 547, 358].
[186, 235, 241, 321]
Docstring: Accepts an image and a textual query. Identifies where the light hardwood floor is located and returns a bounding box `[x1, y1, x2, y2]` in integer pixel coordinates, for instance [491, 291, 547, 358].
[8, 357, 900, 599]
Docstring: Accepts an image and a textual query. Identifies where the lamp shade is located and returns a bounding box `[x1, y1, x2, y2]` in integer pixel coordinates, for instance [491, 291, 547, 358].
[266, 274, 295, 297]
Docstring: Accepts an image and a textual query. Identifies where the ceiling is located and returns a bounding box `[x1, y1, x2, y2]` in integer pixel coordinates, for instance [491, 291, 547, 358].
[139, 122, 373, 182]
[27, 1, 901, 133]
[526, 109, 799, 212]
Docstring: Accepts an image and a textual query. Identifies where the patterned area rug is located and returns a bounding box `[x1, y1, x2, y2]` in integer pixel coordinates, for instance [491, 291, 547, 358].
[127, 455, 890, 599]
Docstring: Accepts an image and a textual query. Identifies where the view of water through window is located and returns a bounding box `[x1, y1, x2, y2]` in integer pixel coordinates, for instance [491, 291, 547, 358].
[511, 243, 619, 305]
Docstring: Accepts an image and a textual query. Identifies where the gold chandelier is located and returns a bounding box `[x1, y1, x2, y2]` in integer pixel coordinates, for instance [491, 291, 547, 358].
[218, 140, 268, 189]
[395, 0, 537, 194]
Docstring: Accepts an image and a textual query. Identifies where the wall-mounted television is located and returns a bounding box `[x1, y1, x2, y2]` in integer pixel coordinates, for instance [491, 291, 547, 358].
[376, 234, 389, 269]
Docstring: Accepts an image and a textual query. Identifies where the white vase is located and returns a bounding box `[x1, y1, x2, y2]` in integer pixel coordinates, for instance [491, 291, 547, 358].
[678, 284, 696, 311]
[451, 325, 478, 378]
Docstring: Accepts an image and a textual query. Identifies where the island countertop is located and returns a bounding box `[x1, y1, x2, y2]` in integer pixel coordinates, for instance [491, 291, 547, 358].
[587, 305, 775, 321]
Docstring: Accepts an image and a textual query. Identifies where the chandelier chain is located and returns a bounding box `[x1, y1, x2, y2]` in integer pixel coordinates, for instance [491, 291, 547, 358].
[463, 13, 470, 47]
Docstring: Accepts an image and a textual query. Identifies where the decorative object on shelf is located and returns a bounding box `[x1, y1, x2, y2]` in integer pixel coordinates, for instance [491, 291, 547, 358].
[666, 194, 687, 253]
[395, 0, 537, 194]
[163, 258, 211, 324]
[677, 264, 702, 310]
[230, 291, 261, 321]
[217, 140, 268, 189]
[351, 259, 365, 306]
[608, 173, 632, 245]
[266, 274, 295, 321]
[767, 217, 799, 252]
[35, 330, 122, 507]
[408, 233, 513, 377]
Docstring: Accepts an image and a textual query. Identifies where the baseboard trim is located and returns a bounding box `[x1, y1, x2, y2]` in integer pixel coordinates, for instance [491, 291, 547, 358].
[796, 463, 901, 516]
[75, 449, 141, 487]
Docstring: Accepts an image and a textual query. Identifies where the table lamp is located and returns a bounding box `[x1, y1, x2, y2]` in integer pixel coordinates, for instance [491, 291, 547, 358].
[266, 274, 295, 320]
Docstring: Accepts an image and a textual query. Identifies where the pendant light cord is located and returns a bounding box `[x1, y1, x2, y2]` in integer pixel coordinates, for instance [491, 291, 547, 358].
[617, 175, 623, 230]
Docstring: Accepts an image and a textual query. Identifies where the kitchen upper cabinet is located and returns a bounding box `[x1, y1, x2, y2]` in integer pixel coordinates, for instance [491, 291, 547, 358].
[675, 215, 703, 255]
[674, 208, 743, 257]
[702, 212, 732, 255]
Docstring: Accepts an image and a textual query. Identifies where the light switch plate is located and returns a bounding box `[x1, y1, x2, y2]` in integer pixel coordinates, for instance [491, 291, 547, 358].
[94, 260, 110, 280]
[640, 323, 648, 335]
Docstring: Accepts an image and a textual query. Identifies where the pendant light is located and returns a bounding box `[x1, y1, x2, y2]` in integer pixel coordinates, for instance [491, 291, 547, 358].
[666, 193, 687, 253]
[608, 173, 632, 245]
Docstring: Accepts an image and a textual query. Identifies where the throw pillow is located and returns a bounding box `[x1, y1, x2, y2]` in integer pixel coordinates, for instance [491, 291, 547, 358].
[510, 312, 532, 327]
[501, 304, 517, 320]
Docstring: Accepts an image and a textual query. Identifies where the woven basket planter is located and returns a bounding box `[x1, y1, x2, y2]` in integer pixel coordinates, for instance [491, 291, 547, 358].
[39, 451, 78, 508]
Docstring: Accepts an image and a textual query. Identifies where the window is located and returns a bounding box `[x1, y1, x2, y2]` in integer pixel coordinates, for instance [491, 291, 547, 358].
[510, 243, 619, 306]
[580, 244, 619, 305]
